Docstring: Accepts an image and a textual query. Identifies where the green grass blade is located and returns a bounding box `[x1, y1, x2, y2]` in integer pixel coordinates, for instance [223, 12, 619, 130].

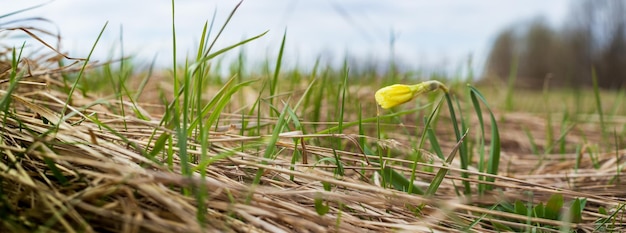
[270, 30, 287, 109]
[202, 0, 242, 57]
[569, 198, 585, 223]
[360, 144, 424, 194]
[408, 97, 443, 194]
[0, 2, 49, 19]
[0, 44, 26, 112]
[300, 57, 321, 117]
[188, 31, 268, 76]
[170, 0, 179, 116]
[250, 103, 291, 187]
[192, 21, 210, 127]
[591, 67, 606, 140]
[444, 92, 471, 194]
[311, 70, 329, 129]
[286, 107, 304, 180]
[469, 85, 501, 191]
[132, 55, 157, 101]
[43, 157, 68, 186]
[193, 143, 259, 172]
[425, 129, 468, 197]
[523, 126, 539, 155]
[293, 76, 317, 112]
[203, 79, 258, 132]
[469, 85, 487, 194]
[594, 203, 624, 231]
[426, 122, 444, 160]
[464, 202, 503, 231]
[148, 133, 170, 159]
[338, 66, 348, 135]
[504, 55, 519, 112]
[58, 22, 108, 127]
[314, 193, 330, 216]
[383, 166, 423, 195]
[544, 193, 563, 220]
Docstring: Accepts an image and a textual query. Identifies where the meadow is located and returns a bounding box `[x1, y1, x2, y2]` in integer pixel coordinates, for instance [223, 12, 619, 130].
[1, 3, 625, 233]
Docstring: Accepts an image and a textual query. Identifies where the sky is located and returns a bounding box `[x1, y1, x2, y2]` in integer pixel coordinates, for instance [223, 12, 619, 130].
[2, 0, 570, 74]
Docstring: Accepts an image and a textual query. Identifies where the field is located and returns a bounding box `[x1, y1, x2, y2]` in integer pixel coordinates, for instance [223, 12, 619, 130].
[1, 5, 626, 233]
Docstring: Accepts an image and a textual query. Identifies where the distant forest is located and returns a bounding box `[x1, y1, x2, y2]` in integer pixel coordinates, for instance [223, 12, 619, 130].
[484, 0, 626, 89]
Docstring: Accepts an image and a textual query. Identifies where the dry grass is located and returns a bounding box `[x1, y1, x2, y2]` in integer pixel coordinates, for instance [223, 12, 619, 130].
[1, 49, 625, 233]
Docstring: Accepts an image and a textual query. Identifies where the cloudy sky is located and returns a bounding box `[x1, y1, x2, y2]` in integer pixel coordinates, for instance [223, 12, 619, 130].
[3, 0, 569, 73]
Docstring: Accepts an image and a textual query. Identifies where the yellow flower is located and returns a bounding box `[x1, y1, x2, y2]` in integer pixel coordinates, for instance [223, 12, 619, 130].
[375, 80, 448, 109]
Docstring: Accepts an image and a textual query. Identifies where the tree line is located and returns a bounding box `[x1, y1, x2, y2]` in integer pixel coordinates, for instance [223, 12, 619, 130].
[484, 0, 626, 89]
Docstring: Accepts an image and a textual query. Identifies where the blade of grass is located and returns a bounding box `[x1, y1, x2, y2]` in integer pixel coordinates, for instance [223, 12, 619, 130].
[187, 31, 268, 76]
[594, 203, 624, 231]
[249, 103, 291, 191]
[469, 85, 501, 191]
[544, 193, 563, 220]
[0, 43, 26, 112]
[542, 124, 575, 157]
[609, 88, 624, 116]
[171, 0, 179, 116]
[286, 106, 304, 180]
[445, 92, 471, 194]
[504, 55, 519, 112]
[376, 104, 385, 188]
[363, 144, 424, 195]
[270, 30, 287, 105]
[300, 57, 321, 117]
[0, 1, 50, 19]
[464, 201, 504, 231]
[425, 129, 468, 197]
[591, 67, 606, 141]
[132, 55, 158, 101]
[116, 25, 128, 130]
[426, 119, 444, 160]
[338, 66, 348, 135]
[611, 129, 621, 184]
[177, 57, 192, 179]
[558, 112, 570, 154]
[202, 1, 242, 58]
[56, 22, 108, 129]
[203, 79, 258, 132]
[381, 166, 423, 195]
[315, 151, 345, 177]
[335, 65, 349, 151]
[408, 97, 443, 194]
[469, 85, 488, 194]
[523, 126, 539, 155]
[543, 78, 554, 152]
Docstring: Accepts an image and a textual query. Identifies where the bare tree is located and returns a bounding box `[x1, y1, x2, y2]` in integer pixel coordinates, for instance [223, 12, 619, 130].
[485, 28, 516, 80]
[518, 19, 555, 87]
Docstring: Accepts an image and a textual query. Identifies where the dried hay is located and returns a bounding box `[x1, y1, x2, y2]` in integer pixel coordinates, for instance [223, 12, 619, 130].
[1, 31, 625, 233]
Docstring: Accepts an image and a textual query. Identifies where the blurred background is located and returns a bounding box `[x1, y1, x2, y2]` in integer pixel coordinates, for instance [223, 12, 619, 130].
[2, 0, 625, 89]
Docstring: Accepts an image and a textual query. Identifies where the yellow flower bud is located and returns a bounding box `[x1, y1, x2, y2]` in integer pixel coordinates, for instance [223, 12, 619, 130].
[374, 84, 415, 109]
[375, 80, 448, 109]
